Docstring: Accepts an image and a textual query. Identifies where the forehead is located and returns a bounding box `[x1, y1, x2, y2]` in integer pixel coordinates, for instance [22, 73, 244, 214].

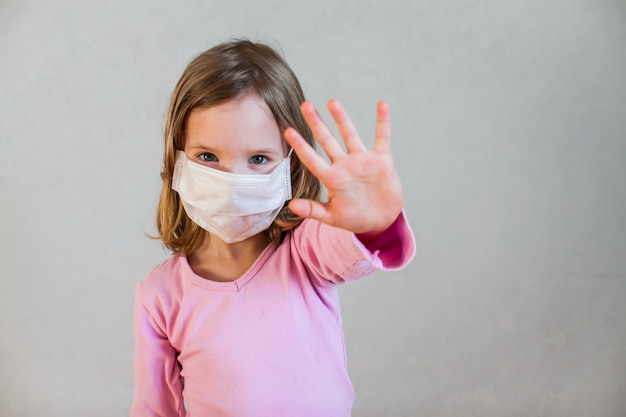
[185, 94, 285, 152]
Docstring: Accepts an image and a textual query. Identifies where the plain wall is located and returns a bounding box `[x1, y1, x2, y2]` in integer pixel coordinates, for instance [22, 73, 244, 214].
[1, 0, 625, 416]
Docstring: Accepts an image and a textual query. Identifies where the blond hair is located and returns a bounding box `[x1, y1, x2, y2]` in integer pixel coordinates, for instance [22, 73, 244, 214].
[156, 39, 322, 254]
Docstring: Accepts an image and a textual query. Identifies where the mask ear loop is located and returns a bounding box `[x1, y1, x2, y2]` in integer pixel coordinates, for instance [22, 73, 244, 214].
[284, 148, 294, 200]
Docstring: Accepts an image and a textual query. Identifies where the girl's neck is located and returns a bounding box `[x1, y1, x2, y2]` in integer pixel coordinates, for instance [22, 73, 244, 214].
[186, 232, 270, 282]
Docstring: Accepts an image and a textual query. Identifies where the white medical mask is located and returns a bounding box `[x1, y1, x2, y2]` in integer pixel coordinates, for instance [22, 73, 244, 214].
[172, 150, 293, 244]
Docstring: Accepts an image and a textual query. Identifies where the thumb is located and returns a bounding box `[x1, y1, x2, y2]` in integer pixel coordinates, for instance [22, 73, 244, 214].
[288, 199, 332, 224]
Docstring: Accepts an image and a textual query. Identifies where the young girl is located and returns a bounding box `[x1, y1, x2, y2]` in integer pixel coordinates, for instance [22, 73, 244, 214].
[131, 39, 415, 417]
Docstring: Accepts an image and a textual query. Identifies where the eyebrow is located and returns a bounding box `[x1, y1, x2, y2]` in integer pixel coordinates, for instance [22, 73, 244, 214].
[186, 145, 283, 155]
[186, 144, 215, 152]
[250, 148, 283, 155]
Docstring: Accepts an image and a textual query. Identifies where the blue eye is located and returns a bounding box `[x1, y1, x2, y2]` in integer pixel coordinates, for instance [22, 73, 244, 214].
[249, 155, 268, 165]
[199, 152, 217, 162]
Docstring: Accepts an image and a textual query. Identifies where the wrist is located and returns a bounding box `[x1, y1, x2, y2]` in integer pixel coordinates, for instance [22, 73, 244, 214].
[355, 211, 402, 245]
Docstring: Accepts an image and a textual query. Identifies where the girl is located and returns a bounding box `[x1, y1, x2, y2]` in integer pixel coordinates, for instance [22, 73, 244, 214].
[131, 39, 415, 417]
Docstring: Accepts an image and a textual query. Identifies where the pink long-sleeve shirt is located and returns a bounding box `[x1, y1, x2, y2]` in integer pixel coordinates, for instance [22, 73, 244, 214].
[131, 213, 415, 417]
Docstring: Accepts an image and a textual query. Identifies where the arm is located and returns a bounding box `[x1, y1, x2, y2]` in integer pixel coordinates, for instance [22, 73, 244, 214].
[130, 284, 185, 417]
[285, 99, 415, 275]
[293, 211, 415, 284]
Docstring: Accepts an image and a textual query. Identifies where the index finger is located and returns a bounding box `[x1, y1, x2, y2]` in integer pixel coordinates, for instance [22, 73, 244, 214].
[283, 126, 331, 179]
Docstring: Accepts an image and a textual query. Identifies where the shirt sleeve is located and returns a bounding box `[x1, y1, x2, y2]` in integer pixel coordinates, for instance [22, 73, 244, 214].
[130, 283, 185, 417]
[354, 209, 416, 270]
[292, 210, 415, 284]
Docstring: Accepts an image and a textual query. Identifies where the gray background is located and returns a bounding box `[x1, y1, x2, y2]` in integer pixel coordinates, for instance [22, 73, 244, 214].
[1, 0, 625, 416]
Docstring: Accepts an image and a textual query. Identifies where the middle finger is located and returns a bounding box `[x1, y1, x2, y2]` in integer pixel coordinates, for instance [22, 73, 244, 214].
[300, 101, 345, 162]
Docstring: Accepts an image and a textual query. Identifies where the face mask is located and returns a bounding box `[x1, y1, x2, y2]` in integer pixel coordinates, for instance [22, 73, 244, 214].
[172, 150, 293, 244]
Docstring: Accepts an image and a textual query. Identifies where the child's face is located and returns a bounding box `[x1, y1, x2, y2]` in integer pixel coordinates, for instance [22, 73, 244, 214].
[184, 94, 288, 175]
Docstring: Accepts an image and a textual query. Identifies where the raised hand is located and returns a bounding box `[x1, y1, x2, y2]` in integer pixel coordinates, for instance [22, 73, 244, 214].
[284, 99, 404, 235]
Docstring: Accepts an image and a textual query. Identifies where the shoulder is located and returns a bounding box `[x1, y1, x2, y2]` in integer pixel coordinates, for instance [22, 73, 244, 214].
[136, 255, 186, 306]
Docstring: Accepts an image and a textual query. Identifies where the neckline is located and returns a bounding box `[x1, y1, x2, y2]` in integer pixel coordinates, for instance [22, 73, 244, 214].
[179, 242, 277, 291]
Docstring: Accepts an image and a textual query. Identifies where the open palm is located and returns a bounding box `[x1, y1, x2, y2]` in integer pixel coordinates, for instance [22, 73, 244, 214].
[284, 100, 404, 234]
